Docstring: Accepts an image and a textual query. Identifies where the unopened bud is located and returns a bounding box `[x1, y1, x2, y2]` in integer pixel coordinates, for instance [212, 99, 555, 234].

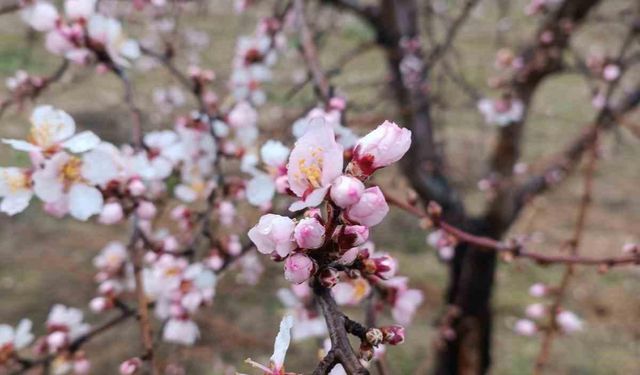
[381, 325, 405, 345]
[365, 328, 384, 346]
[359, 343, 374, 361]
[427, 201, 442, 219]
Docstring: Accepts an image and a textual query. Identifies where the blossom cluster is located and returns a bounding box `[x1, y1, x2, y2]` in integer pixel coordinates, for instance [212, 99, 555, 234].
[0, 305, 91, 374]
[20, 0, 140, 67]
[513, 282, 584, 337]
[246, 117, 419, 371]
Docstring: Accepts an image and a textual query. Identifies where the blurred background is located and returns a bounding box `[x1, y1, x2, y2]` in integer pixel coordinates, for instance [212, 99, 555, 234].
[0, 0, 638, 373]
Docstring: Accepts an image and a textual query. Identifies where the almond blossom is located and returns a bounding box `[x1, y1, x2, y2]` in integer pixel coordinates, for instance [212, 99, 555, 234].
[32, 151, 108, 220]
[0, 167, 33, 215]
[287, 119, 343, 211]
[0, 319, 34, 358]
[21, 1, 59, 32]
[477, 97, 524, 127]
[2, 105, 100, 155]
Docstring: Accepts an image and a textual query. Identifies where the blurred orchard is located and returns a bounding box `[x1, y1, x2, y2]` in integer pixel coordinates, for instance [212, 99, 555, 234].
[0, 0, 638, 374]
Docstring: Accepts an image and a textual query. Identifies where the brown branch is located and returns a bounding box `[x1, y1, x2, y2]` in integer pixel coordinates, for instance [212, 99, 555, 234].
[384, 193, 640, 267]
[0, 60, 70, 119]
[112, 67, 144, 150]
[424, 0, 481, 67]
[533, 126, 600, 373]
[313, 282, 369, 375]
[295, 0, 332, 103]
[128, 224, 158, 375]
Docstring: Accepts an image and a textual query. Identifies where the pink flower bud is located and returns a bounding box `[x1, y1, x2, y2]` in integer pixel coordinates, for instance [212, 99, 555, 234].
[525, 303, 545, 319]
[119, 358, 142, 375]
[352, 121, 411, 176]
[319, 268, 339, 288]
[528, 283, 546, 297]
[381, 325, 405, 345]
[248, 214, 296, 257]
[46, 331, 68, 352]
[73, 358, 91, 375]
[128, 179, 146, 197]
[602, 64, 620, 82]
[284, 253, 316, 284]
[294, 218, 325, 249]
[228, 235, 242, 256]
[99, 202, 124, 225]
[275, 175, 289, 194]
[514, 319, 536, 336]
[330, 176, 365, 208]
[89, 297, 109, 313]
[136, 201, 157, 220]
[346, 187, 389, 227]
[342, 225, 369, 247]
[373, 254, 398, 280]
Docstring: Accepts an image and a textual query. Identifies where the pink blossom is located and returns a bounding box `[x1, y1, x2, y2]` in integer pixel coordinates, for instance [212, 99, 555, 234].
[286, 119, 343, 211]
[330, 175, 365, 208]
[136, 201, 157, 220]
[514, 319, 537, 336]
[99, 201, 124, 224]
[556, 311, 583, 333]
[340, 225, 369, 248]
[352, 121, 411, 175]
[603, 64, 621, 82]
[528, 283, 547, 297]
[248, 214, 296, 257]
[73, 357, 91, 374]
[525, 303, 546, 319]
[294, 217, 325, 249]
[127, 179, 146, 196]
[21, 1, 59, 32]
[346, 186, 389, 227]
[119, 358, 142, 375]
[372, 254, 397, 280]
[284, 253, 315, 284]
[381, 325, 405, 345]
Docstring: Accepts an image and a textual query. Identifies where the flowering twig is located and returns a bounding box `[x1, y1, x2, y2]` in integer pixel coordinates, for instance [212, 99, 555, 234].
[384, 193, 640, 268]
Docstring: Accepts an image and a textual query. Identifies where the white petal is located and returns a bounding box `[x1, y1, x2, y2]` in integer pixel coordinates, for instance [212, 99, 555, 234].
[33, 172, 64, 203]
[14, 319, 34, 349]
[246, 174, 275, 206]
[1, 191, 32, 215]
[68, 183, 103, 221]
[81, 147, 118, 185]
[62, 131, 100, 153]
[270, 315, 294, 369]
[1, 139, 40, 153]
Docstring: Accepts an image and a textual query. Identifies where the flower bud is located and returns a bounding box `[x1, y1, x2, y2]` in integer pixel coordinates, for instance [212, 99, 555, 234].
[119, 358, 142, 375]
[514, 319, 536, 336]
[365, 328, 384, 346]
[372, 254, 397, 280]
[525, 303, 545, 319]
[136, 201, 157, 220]
[47, 331, 68, 352]
[352, 121, 411, 176]
[330, 176, 365, 208]
[294, 218, 325, 249]
[528, 283, 546, 297]
[346, 187, 389, 227]
[99, 201, 124, 225]
[89, 297, 109, 313]
[73, 356, 91, 375]
[248, 214, 296, 257]
[128, 179, 146, 197]
[381, 325, 405, 345]
[284, 253, 316, 284]
[319, 268, 339, 288]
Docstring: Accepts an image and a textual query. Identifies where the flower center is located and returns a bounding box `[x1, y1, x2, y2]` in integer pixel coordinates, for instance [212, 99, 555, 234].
[61, 157, 83, 184]
[296, 147, 324, 188]
[3, 170, 29, 193]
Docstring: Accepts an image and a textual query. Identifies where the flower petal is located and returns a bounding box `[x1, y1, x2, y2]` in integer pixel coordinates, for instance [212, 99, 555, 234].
[68, 183, 103, 221]
[62, 131, 101, 153]
[270, 315, 294, 369]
